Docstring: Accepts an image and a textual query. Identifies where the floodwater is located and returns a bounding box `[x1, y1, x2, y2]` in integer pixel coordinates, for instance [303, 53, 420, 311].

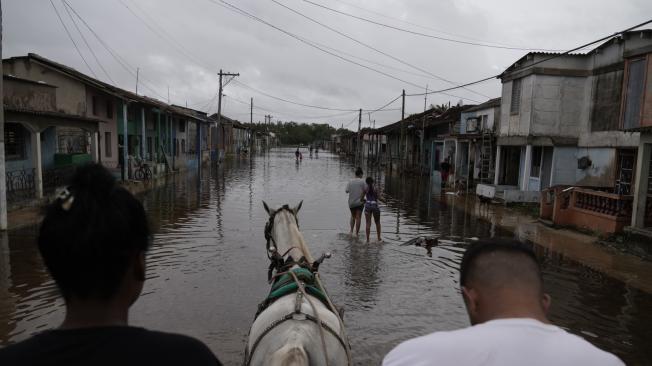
[1, 148, 651, 365]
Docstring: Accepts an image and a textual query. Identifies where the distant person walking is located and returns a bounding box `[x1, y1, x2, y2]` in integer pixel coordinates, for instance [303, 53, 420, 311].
[295, 147, 300, 161]
[346, 167, 366, 237]
[363, 177, 382, 243]
[383, 239, 623, 366]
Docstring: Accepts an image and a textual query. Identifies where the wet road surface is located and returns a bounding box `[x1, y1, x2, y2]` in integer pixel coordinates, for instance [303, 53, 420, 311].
[1, 148, 651, 365]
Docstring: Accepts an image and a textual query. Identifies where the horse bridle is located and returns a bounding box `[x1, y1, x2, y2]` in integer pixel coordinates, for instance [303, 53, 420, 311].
[264, 205, 303, 281]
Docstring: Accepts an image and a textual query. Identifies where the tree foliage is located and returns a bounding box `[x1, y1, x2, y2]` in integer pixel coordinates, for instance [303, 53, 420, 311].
[247, 121, 340, 145]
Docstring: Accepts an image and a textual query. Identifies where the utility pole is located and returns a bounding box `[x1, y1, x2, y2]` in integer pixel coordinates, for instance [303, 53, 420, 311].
[135, 67, 139, 94]
[400, 89, 405, 173]
[216, 68, 240, 131]
[357, 108, 362, 167]
[0, 2, 7, 230]
[250, 97, 253, 124]
[167, 86, 170, 104]
[421, 85, 428, 175]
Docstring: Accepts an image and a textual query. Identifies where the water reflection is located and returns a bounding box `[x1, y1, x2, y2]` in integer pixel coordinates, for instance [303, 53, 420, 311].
[0, 149, 650, 365]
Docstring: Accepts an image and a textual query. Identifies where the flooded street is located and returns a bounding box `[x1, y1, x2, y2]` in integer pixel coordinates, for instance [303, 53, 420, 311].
[1, 148, 652, 365]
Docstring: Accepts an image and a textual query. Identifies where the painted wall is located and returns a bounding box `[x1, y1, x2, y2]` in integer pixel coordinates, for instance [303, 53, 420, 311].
[4, 59, 87, 115]
[531, 75, 586, 137]
[460, 106, 497, 134]
[550, 147, 618, 187]
[3, 77, 56, 111]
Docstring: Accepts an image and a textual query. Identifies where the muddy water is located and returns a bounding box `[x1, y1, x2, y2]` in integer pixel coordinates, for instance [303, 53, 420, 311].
[1, 148, 651, 365]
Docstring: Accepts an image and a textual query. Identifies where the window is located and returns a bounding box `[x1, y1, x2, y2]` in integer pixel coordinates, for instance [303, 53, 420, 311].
[5, 123, 26, 160]
[530, 146, 543, 178]
[179, 119, 186, 132]
[510, 78, 522, 115]
[181, 139, 186, 154]
[623, 58, 646, 130]
[481, 115, 489, 130]
[106, 100, 114, 119]
[92, 96, 98, 116]
[105, 132, 112, 157]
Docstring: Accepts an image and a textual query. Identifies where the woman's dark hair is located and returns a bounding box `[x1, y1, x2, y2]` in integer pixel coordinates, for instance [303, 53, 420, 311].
[365, 177, 376, 198]
[38, 163, 151, 300]
[355, 167, 363, 177]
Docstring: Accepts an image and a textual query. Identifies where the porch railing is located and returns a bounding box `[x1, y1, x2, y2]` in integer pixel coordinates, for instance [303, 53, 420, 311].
[541, 185, 633, 234]
[572, 188, 633, 218]
[5, 168, 35, 204]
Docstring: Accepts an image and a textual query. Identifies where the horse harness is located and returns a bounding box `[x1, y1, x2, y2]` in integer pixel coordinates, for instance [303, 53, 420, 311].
[244, 206, 351, 366]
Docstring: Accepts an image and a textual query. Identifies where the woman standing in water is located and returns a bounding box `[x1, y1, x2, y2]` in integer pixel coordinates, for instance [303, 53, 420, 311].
[363, 177, 382, 244]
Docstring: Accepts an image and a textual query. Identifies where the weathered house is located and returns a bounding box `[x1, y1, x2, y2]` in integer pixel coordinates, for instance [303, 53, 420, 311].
[456, 98, 500, 185]
[3, 74, 104, 205]
[484, 31, 652, 206]
[622, 38, 652, 235]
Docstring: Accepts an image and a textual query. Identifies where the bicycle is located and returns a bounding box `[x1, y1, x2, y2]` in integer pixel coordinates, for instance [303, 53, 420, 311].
[133, 157, 153, 181]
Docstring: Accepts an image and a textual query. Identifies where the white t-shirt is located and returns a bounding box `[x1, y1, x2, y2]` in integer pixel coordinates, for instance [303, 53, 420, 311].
[383, 318, 623, 366]
[346, 178, 366, 208]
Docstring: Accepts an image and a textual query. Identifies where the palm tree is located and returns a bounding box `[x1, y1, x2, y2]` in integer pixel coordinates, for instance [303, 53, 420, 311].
[430, 103, 449, 115]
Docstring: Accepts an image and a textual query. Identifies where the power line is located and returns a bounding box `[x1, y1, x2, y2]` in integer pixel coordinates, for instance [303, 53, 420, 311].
[61, 1, 115, 83]
[303, 0, 564, 52]
[62, 0, 169, 100]
[117, 0, 210, 71]
[329, 0, 559, 50]
[224, 94, 359, 120]
[212, 1, 449, 96]
[405, 18, 652, 97]
[271, 0, 489, 99]
[49, 0, 98, 78]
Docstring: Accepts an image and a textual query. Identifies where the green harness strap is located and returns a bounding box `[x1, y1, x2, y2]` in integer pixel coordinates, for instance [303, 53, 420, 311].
[266, 268, 329, 306]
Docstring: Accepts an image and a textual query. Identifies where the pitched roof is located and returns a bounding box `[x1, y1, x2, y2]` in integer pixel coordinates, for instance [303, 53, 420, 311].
[462, 97, 501, 113]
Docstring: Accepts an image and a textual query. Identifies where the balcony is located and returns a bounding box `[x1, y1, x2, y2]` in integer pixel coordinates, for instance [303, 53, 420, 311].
[541, 186, 633, 235]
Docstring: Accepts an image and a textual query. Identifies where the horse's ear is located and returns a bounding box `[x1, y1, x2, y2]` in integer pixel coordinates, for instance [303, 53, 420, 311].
[293, 200, 303, 214]
[263, 201, 274, 216]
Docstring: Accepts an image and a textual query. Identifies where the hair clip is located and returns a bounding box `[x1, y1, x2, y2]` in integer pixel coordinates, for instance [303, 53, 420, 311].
[57, 187, 75, 211]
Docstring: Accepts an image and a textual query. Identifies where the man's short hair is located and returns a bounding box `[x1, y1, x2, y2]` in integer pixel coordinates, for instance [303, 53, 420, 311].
[355, 167, 363, 177]
[460, 238, 542, 290]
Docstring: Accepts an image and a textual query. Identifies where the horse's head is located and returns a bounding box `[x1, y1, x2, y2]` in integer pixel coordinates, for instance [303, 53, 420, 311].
[263, 201, 314, 265]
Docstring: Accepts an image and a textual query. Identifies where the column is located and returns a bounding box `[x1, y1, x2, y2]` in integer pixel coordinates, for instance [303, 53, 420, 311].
[197, 121, 201, 170]
[494, 145, 502, 185]
[90, 131, 99, 163]
[522, 144, 532, 191]
[141, 107, 146, 160]
[631, 142, 651, 228]
[32, 131, 43, 199]
[156, 111, 161, 161]
[122, 103, 129, 181]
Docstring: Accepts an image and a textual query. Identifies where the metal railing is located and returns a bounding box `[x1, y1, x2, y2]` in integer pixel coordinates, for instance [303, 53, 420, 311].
[5, 168, 36, 204]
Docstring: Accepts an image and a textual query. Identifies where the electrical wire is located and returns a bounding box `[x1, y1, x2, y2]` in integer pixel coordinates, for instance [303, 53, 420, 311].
[405, 18, 652, 97]
[329, 0, 543, 49]
[271, 0, 489, 99]
[50, 0, 98, 78]
[303, 0, 564, 52]
[61, 1, 115, 83]
[62, 0, 169, 101]
[212, 0, 479, 102]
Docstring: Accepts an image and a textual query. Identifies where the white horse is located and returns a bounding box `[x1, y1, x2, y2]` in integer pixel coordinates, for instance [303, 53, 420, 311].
[244, 201, 351, 366]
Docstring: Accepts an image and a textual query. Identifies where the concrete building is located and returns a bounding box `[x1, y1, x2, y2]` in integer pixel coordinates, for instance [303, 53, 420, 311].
[486, 31, 652, 203]
[3, 74, 103, 206]
[457, 98, 501, 186]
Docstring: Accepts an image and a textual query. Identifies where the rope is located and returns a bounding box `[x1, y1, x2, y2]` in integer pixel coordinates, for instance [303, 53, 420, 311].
[315, 272, 353, 365]
[288, 270, 331, 366]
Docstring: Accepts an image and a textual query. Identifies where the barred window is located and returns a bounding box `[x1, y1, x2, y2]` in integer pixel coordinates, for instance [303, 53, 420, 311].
[5, 123, 26, 160]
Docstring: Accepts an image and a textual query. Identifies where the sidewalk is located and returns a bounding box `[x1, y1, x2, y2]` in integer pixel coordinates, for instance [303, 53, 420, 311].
[448, 195, 652, 294]
[6, 176, 169, 231]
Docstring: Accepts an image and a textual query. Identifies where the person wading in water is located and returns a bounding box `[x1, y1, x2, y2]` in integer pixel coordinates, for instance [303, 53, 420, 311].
[383, 239, 623, 366]
[363, 177, 382, 243]
[345, 167, 366, 237]
[0, 164, 221, 366]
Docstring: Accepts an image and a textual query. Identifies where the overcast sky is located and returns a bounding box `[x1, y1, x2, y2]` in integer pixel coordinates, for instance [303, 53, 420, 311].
[4, 0, 651, 129]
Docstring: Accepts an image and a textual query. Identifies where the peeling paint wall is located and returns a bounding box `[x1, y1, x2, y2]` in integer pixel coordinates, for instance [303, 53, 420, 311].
[3, 78, 56, 111]
[550, 147, 617, 187]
